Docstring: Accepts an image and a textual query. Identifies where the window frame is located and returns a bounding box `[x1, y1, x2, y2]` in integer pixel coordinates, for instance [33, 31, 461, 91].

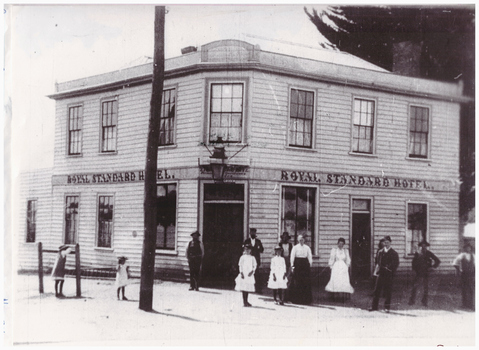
[99, 96, 119, 154]
[67, 103, 83, 156]
[287, 86, 317, 149]
[279, 183, 319, 255]
[350, 96, 378, 156]
[407, 103, 432, 160]
[350, 195, 375, 273]
[25, 199, 37, 243]
[63, 194, 80, 245]
[405, 201, 429, 257]
[96, 194, 115, 250]
[155, 181, 179, 253]
[158, 86, 178, 148]
[205, 79, 248, 145]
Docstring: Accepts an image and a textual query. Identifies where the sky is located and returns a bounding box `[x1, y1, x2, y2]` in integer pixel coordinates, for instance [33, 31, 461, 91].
[6, 4, 335, 176]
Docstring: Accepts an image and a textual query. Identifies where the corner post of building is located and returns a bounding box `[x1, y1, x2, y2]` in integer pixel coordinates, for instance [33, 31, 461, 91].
[75, 243, 81, 297]
[38, 242, 44, 294]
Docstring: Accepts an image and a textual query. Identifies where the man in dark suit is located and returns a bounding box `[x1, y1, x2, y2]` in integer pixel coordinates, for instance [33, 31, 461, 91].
[243, 228, 264, 293]
[370, 235, 399, 312]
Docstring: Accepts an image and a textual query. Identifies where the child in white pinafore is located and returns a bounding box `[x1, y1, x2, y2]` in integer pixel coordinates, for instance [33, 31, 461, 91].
[235, 244, 257, 307]
[116, 256, 130, 300]
[267, 245, 288, 305]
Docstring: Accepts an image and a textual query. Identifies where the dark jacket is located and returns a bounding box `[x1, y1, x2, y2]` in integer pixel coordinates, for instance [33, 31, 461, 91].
[278, 241, 293, 257]
[377, 248, 400, 274]
[243, 237, 264, 266]
[412, 250, 441, 276]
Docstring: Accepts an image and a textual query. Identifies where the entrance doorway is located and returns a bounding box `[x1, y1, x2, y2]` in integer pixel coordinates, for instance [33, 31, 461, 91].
[202, 183, 245, 287]
[351, 198, 372, 282]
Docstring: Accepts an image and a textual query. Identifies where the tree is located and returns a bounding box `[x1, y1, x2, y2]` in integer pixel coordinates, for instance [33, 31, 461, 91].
[305, 5, 475, 226]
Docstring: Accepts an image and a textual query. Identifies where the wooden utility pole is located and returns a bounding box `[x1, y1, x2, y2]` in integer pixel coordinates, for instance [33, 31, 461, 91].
[139, 6, 165, 311]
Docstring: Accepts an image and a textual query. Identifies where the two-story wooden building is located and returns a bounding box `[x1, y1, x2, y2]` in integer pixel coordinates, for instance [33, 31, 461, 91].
[18, 40, 466, 285]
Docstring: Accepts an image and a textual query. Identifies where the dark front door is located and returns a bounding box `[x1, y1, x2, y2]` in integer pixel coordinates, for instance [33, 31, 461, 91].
[351, 199, 372, 282]
[202, 184, 244, 287]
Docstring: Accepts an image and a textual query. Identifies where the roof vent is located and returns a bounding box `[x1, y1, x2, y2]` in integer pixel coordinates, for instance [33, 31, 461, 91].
[181, 46, 197, 55]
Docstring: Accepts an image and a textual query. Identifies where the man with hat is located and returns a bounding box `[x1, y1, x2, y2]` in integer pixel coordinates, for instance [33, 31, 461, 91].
[185, 231, 204, 291]
[243, 228, 264, 293]
[370, 235, 399, 312]
[279, 232, 293, 273]
[408, 240, 441, 307]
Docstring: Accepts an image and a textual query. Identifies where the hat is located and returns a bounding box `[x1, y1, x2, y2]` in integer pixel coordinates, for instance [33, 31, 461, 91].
[58, 244, 70, 251]
[383, 236, 392, 242]
[118, 256, 128, 261]
[274, 245, 283, 251]
[281, 232, 291, 239]
[249, 228, 257, 233]
[243, 243, 252, 250]
[419, 240, 430, 247]
[191, 231, 201, 237]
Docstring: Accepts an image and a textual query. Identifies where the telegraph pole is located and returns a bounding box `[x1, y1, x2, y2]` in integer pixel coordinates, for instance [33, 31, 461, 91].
[139, 6, 165, 311]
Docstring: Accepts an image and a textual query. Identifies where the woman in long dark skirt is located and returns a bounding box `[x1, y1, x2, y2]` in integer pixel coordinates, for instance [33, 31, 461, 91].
[289, 235, 313, 305]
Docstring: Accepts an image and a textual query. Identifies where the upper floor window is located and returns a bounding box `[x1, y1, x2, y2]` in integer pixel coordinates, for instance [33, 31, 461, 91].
[97, 195, 114, 248]
[409, 106, 429, 158]
[407, 203, 428, 255]
[156, 183, 177, 250]
[68, 105, 82, 155]
[159, 88, 176, 146]
[352, 98, 375, 154]
[209, 83, 243, 143]
[289, 88, 314, 148]
[26, 200, 37, 243]
[101, 99, 118, 152]
[65, 196, 79, 245]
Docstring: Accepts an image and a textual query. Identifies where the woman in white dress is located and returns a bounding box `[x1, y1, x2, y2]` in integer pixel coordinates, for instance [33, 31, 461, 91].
[235, 244, 257, 307]
[325, 238, 354, 301]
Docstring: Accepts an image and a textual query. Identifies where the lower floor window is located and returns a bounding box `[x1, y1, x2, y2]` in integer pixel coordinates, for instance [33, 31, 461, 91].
[98, 196, 114, 248]
[26, 200, 37, 243]
[156, 184, 177, 250]
[65, 196, 79, 244]
[407, 203, 428, 254]
[281, 186, 316, 249]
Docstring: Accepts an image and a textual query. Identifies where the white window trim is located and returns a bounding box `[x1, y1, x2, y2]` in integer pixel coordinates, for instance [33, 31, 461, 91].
[95, 193, 115, 249]
[350, 96, 378, 155]
[155, 180, 179, 254]
[278, 183, 320, 256]
[62, 193, 81, 245]
[205, 79, 248, 145]
[66, 103, 84, 157]
[406, 103, 432, 161]
[286, 86, 317, 150]
[98, 96, 119, 155]
[405, 201, 430, 258]
[158, 85, 179, 149]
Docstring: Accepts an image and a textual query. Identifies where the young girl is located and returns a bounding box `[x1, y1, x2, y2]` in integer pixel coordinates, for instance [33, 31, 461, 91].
[235, 244, 257, 307]
[267, 246, 288, 305]
[51, 245, 72, 297]
[116, 256, 130, 300]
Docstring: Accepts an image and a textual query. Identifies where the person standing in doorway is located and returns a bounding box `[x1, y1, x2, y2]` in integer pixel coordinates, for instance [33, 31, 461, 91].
[186, 231, 204, 291]
[370, 235, 399, 312]
[243, 228, 264, 293]
[408, 240, 441, 307]
[453, 243, 475, 310]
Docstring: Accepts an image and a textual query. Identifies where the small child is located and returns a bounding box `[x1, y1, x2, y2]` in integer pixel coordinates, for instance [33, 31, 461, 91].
[234, 244, 257, 307]
[267, 245, 288, 305]
[51, 244, 72, 298]
[116, 256, 131, 300]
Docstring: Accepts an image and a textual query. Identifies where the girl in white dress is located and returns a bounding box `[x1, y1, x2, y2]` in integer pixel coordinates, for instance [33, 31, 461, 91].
[235, 244, 257, 307]
[325, 238, 354, 301]
[267, 246, 288, 305]
[116, 256, 131, 300]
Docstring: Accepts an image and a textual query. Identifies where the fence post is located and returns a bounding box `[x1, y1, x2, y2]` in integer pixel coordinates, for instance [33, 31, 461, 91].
[75, 243, 81, 297]
[38, 242, 44, 294]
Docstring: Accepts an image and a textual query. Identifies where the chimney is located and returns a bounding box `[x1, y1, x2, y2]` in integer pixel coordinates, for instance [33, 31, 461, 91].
[392, 41, 422, 77]
[181, 46, 197, 55]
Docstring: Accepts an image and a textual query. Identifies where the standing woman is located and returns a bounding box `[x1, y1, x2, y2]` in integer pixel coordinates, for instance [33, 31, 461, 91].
[325, 238, 354, 301]
[51, 245, 72, 298]
[289, 235, 313, 305]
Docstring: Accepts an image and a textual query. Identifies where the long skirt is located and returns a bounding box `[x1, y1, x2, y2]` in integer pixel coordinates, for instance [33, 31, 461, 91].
[325, 260, 354, 294]
[288, 257, 312, 305]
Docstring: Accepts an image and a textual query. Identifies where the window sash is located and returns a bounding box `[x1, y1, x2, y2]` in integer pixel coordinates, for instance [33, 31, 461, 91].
[101, 100, 118, 152]
[26, 200, 37, 243]
[156, 184, 177, 250]
[98, 196, 113, 248]
[289, 89, 314, 148]
[68, 106, 82, 155]
[65, 196, 79, 244]
[409, 106, 429, 158]
[209, 83, 243, 143]
[159, 89, 176, 146]
[352, 99, 375, 153]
